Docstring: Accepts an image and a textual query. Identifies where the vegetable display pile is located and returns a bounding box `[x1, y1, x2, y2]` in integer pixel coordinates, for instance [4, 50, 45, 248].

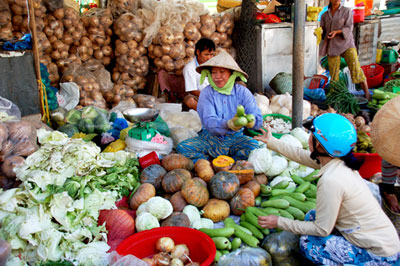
[263, 116, 291, 134]
[367, 89, 400, 110]
[354, 131, 375, 153]
[0, 129, 140, 266]
[326, 80, 360, 115]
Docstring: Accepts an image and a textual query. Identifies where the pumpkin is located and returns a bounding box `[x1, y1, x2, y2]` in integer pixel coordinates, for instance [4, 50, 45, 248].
[170, 191, 188, 212]
[209, 171, 240, 200]
[181, 179, 209, 207]
[229, 160, 255, 184]
[140, 164, 167, 190]
[230, 188, 255, 216]
[162, 154, 194, 171]
[162, 169, 192, 193]
[97, 209, 135, 241]
[212, 155, 235, 172]
[161, 212, 191, 227]
[129, 183, 156, 210]
[192, 177, 207, 187]
[202, 199, 230, 222]
[253, 173, 268, 185]
[243, 180, 261, 197]
[194, 159, 214, 182]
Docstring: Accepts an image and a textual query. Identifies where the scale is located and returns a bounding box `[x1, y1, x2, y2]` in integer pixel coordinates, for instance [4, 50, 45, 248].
[380, 40, 399, 64]
[122, 108, 160, 141]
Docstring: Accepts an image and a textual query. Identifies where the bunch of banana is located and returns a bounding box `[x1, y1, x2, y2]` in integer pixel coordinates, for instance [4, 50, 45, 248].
[354, 131, 376, 153]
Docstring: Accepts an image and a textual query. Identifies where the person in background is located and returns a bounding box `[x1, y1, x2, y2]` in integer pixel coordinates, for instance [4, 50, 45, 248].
[320, 0, 370, 100]
[182, 38, 215, 110]
[176, 51, 262, 162]
[255, 113, 400, 265]
[380, 159, 400, 213]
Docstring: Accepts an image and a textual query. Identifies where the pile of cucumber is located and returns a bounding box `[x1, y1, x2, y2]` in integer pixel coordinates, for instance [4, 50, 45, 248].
[367, 89, 400, 110]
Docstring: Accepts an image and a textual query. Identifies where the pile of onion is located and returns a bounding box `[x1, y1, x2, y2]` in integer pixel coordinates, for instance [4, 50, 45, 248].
[112, 13, 148, 91]
[81, 8, 113, 66]
[9, 0, 46, 39]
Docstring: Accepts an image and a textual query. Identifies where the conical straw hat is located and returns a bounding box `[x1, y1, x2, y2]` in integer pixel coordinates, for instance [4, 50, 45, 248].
[196, 51, 248, 79]
[370, 96, 400, 166]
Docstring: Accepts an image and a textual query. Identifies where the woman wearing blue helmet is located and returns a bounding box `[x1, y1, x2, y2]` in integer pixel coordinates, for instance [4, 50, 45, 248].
[255, 113, 400, 265]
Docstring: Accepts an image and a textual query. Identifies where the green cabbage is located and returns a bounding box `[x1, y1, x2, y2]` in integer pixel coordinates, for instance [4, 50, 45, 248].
[135, 213, 160, 232]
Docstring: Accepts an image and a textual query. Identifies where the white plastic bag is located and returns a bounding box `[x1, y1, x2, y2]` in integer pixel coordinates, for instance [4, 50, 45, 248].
[58, 82, 80, 111]
[160, 109, 202, 133]
[0, 96, 21, 121]
[125, 135, 173, 157]
[108, 251, 148, 266]
[169, 126, 198, 147]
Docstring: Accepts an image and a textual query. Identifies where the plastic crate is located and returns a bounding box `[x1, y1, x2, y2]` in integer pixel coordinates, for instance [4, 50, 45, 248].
[361, 64, 384, 88]
[116, 227, 216, 266]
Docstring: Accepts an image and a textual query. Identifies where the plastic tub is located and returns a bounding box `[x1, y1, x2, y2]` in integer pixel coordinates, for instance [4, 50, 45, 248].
[354, 152, 382, 179]
[361, 64, 384, 88]
[353, 6, 365, 23]
[248, 113, 292, 139]
[116, 227, 216, 266]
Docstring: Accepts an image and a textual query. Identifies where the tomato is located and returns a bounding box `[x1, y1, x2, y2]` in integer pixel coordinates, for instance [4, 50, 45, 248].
[265, 14, 281, 23]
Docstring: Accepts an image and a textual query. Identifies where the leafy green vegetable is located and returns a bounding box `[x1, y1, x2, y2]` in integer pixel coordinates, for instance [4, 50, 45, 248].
[0, 129, 140, 266]
[81, 106, 99, 120]
[37, 260, 74, 266]
[326, 80, 360, 115]
[57, 124, 79, 138]
[78, 118, 95, 134]
[64, 109, 81, 125]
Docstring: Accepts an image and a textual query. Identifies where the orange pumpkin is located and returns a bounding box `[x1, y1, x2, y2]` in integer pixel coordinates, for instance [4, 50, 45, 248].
[194, 159, 214, 182]
[209, 171, 240, 200]
[129, 183, 156, 210]
[243, 180, 261, 197]
[140, 164, 167, 190]
[253, 173, 268, 185]
[212, 155, 234, 172]
[162, 154, 194, 171]
[230, 188, 255, 215]
[193, 177, 207, 187]
[229, 160, 255, 184]
[162, 169, 192, 193]
[202, 198, 230, 222]
[181, 178, 209, 207]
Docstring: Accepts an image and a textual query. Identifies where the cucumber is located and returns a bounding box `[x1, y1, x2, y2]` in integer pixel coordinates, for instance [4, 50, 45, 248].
[295, 181, 311, 193]
[271, 180, 289, 189]
[262, 207, 280, 215]
[282, 192, 306, 202]
[214, 250, 222, 263]
[278, 209, 294, 220]
[231, 237, 242, 250]
[290, 174, 305, 185]
[212, 237, 230, 249]
[240, 213, 247, 222]
[255, 196, 262, 206]
[306, 197, 316, 203]
[221, 249, 230, 255]
[199, 227, 235, 238]
[261, 199, 290, 209]
[240, 221, 264, 239]
[245, 208, 266, 230]
[286, 206, 305, 220]
[233, 226, 260, 247]
[282, 195, 316, 213]
[271, 187, 296, 197]
[304, 189, 316, 198]
[224, 218, 253, 236]
[302, 169, 319, 182]
[260, 184, 272, 195]
[246, 206, 267, 217]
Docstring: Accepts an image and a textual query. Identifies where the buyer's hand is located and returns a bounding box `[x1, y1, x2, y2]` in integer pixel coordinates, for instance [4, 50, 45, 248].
[327, 30, 341, 39]
[253, 125, 272, 144]
[258, 215, 279, 229]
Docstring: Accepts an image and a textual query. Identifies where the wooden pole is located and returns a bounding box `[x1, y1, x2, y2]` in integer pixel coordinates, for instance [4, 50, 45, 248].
[27, 0, 44, 119]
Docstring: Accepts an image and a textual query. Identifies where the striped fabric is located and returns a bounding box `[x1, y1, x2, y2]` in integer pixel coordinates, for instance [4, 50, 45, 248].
[176, 129, 259, 163]
[381, 159, 399, 185]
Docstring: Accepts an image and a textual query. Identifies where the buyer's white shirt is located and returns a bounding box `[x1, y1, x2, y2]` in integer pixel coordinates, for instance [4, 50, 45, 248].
[183, 58, 209, 92]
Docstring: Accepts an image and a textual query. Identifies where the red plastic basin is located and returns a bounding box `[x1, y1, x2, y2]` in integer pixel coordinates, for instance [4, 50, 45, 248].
[116, 226, 216, 266]
[354, 152, 382, 179]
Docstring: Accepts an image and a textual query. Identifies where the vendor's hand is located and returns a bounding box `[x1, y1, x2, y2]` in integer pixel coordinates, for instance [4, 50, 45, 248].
[227, 117, 244, 131]
[384, 192, 400, 213]
[246, 120, 256, 128]
[258, 215, 279, 229]
[327, 30, 341, 39]
[253, 125, 272, 144]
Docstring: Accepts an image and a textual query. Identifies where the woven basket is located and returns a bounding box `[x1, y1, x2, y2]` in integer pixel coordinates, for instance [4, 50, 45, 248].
[269, 72, 293, 94]
[383, 201, 400, 238]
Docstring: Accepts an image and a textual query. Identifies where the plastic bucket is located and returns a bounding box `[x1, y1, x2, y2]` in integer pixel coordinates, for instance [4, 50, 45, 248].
[138, 151, 160, 168]
[354, 153, 382, 179]
[353, 7, 365, 23]
[116, 227, 216, 266]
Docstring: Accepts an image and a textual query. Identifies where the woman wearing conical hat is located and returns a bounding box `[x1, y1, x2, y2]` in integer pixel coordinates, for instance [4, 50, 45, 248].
[176, 51, 263, 162]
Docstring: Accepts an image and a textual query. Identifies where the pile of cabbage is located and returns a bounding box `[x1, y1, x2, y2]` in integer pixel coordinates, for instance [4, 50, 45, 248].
[0, 130, 140, 266]
[249, 127, 315, 188]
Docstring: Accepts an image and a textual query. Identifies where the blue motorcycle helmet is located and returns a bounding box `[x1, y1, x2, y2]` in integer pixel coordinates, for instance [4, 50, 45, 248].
[304, 113, 357, 157]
